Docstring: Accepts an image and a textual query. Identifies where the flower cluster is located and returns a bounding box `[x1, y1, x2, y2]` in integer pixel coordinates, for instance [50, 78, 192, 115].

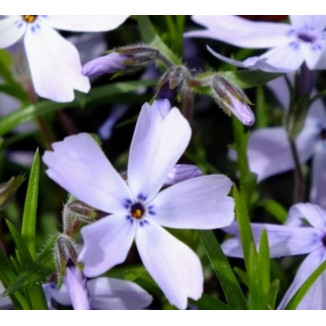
[3, 14, 326, 311]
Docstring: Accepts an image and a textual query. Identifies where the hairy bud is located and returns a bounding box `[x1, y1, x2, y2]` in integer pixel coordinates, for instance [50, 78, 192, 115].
[82, 45, 159, 77]
[211, 75, 255, 126]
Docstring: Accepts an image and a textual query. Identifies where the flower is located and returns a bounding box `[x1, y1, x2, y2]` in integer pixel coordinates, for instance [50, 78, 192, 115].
[44, 264, 152, 310]
[42, 99, 235, 309]
[185, 15, 326, 72]
[222, 203, 326, 309]
[244, 76, 326, 208]
[0, 15, 128, 102]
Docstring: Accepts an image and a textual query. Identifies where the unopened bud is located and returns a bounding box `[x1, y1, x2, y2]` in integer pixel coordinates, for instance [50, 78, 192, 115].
[82, 45, 159, 77]
[54, 234, 79, 281]
[62, 200, 99, 236]
[156, 66, 188, 103]
[211, 75, 255, 126]
[0, 175, 25, 209]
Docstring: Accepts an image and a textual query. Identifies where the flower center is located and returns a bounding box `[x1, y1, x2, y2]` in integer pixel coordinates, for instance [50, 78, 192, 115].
[130, 202, 145, 219]
[319, 128, 326, 140]
[23, 15, 38, 23]
[297, 32, 316, 43]
[322, 234, 326, 247]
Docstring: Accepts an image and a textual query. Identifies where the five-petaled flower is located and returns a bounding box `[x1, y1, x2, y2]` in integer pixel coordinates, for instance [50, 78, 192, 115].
[185, 15, 326, 72]
[42, 99, 235, 309]
[0, 15, 128, 102]
[222, 203, 326, 309]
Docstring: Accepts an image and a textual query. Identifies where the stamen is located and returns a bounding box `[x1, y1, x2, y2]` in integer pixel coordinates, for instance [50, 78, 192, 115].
[23, 15, 38, 23]
[319, 128, 326, 140]
[297, 33, 316, 43]
[322, 234, 326, 247]
[130, 202, 144, 219]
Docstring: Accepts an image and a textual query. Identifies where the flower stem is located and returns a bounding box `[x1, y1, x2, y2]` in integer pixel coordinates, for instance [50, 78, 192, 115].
[288, 135, 304, 203]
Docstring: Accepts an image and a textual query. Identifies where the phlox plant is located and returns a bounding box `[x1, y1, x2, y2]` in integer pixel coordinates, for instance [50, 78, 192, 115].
[1, 15, 326, 311]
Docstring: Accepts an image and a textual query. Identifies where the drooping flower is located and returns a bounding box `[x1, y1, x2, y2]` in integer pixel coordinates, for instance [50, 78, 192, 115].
[0, 15, 128, 102]
[185, 15, 326, 72]
[42, 99, 235, 309]
[244, 76, 326, 208]
[44, 264, 152, 310]
[222, 203, 326, 309]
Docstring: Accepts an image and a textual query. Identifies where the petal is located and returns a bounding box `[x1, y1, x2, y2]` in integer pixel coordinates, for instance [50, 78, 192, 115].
[24, 22, 90, 102]
[222, 222, 322, 258]
[78, 213, 136, 277]
[82, 52, 127, 77]
[135, 221, 203, 309]
[63, 265, 90, 310]
[267, 76, 291, 110]
[43, 133, 131, 214]
[186, 15, 289, 48]
[287, 203, 326, 229]
[45, 15, 129, 32]
[278, 249, 326, 309]
[163, 164, 202, 187]
[98, 105, 129, 140]
[311, 43, 326, 69]
[0, 16, 25, 48]
[301, 41, 326, 70]
[247, 127, 315, 182]
[260, 43, 305, 72]
[152, 175, 234, 229]
[207, 46, 291, 73]
[311, 150, 326, 209]
[290, 15, 326, 32]
[128, 101, 191, 201]
[42, 282, 72, 307]
[88, 277, 152, 310]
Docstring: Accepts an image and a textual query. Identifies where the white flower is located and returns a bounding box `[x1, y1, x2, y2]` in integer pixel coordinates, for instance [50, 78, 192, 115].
[0, 15, 128, 102]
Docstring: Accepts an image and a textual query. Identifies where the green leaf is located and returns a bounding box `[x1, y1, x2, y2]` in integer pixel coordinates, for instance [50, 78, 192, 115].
[258, 199, 288, 224]
[0, 251, 30, 309]
[0, 79, 156, 137]
[284, 259, 326, 310]
[0, 175, 25, 209]
[4, 235, 56, 298]
[6, 219, 33, 267]
[248, 230, 270, 309]
[21, 149, 40, 259]
[191, 294, 232, 310]
[199, 230, 247, 309]
[233, 186, 255, 270]
[268, 279, 280, 310]
[220, 70, 282, 90]
[137, 16, 181, 66]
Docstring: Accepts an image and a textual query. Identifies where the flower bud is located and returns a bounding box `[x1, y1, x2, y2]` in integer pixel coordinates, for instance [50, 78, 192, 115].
[0, 175, 25, 209]
[82, 52, 128, 76]
[156, 66, 188, 104]
[211, 75, 255, 126]
[82, 45, 159, 77]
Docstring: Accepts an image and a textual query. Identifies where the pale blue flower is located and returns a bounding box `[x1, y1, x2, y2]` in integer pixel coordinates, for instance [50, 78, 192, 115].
[222, 203, 326, 309]
[244, 76, 326, 208]
[185, 16, 326, 72]
[44, 264, 152, 310]
[0, 15, 128, 102]
[42, 99, 235, 309]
